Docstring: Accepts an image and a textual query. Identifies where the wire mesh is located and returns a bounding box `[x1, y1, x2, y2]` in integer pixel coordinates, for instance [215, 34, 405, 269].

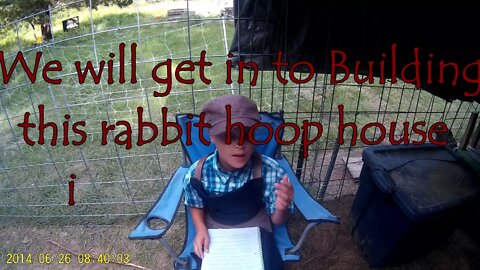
[0, 0, 478, 224]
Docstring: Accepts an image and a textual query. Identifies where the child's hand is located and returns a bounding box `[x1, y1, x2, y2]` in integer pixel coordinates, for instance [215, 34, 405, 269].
[274, 175, 294, 211]
[193, 228, 209, 259]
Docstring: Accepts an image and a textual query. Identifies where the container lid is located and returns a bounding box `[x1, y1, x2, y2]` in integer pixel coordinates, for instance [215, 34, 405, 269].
[363, 144, 480, 220]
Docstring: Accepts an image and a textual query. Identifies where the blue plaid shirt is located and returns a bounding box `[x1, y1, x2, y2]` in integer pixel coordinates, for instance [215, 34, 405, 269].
[183, 150, 294, 215]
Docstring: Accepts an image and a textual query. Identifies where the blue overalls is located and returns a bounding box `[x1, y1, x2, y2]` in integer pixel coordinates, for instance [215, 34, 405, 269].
[190, 153, 284, 270]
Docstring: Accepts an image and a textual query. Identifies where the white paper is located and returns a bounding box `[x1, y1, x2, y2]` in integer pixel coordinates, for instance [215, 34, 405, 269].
[201, 227, 264, 270]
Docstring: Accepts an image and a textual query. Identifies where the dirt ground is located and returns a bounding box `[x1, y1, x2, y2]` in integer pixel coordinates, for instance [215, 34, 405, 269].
[2, 193, 480, 270]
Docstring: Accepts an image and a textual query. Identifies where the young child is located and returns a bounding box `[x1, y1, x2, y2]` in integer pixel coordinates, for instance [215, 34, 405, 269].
[182, 94, 294, 270]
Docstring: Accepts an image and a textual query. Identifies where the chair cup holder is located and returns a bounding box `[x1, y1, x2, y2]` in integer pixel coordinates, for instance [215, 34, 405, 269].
[147, 217, 168, 231]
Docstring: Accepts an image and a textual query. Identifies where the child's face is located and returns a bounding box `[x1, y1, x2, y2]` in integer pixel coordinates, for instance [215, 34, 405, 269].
[211, 128, 255, 172]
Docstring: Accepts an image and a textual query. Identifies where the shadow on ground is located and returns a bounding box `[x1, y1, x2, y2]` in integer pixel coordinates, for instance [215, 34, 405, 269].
[1, 194, 479, 270]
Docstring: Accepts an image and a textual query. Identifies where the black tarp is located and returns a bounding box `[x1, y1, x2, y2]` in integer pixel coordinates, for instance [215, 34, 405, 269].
[229, 0, 480, 103]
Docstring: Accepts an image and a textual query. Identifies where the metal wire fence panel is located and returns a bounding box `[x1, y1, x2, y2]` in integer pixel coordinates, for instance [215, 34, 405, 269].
[0, 0, 478, 224]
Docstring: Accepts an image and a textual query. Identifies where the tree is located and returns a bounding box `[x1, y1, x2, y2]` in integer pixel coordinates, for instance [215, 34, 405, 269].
[0, 0, 133, 40]
[0, 0, 50, 29]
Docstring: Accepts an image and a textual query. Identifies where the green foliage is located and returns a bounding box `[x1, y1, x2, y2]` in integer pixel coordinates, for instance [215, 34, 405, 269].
[0, 0, 133, 26]
[0, 0, 50, 25]
[91, 0, 133, 8]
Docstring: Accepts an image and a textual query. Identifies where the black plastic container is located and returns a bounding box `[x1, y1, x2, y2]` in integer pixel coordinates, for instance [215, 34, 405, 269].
[350, 144, 480, 267]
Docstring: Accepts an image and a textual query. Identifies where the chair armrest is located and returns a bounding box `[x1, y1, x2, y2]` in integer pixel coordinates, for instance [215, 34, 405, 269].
[276, 157, 340, 255]
[129, 166, 189, 239]
[277, 157, 340, 224]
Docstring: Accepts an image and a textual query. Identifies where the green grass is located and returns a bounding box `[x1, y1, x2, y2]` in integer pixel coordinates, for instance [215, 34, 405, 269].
[0, 1, 478, 224]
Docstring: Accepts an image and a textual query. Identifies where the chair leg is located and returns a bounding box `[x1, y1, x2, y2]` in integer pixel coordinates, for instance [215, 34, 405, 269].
[174, 256, 192, 270]
[287, 222, 319, 255]
[159, 238, 190, 267]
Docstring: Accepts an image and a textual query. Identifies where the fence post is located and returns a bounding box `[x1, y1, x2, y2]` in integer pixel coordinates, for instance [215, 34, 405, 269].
[48, 4, 55, 42]
[14, 22, 22, 50]
[318, 140, 340, 202]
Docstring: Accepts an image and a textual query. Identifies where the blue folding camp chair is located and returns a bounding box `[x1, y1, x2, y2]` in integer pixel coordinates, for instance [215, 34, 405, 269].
[129, 112, 340, 269]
